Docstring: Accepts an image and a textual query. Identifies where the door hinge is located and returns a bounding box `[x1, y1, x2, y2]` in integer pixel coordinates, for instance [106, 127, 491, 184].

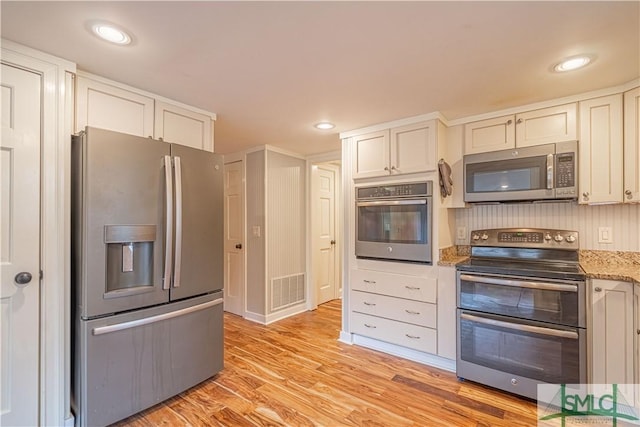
[39, 270, 43, 280]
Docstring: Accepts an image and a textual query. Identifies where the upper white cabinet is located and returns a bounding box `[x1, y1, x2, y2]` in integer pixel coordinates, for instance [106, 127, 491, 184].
[75, 73, 216, 152]
[352, 120, 437, 179]
[624, 87, 640, 203]
[76, 75, 154, 138]
[464, 103, 577, 154]
[578, 94, 624, 204]
[155, 101, 213, 151]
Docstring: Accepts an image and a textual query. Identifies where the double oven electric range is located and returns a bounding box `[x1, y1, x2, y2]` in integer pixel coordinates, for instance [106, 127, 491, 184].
[456, 228, 586, 400]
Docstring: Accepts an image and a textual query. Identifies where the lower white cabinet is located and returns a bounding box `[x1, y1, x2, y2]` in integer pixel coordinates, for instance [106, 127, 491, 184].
[349, 268, 442, 356]
[590, 279, 636, 401]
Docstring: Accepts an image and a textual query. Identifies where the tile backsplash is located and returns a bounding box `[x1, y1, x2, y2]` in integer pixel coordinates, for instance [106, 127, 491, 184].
[455, 202, 640, 252]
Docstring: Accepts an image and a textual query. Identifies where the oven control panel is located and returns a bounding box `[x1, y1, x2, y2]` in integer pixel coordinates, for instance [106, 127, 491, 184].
[470, 228, 579, 249]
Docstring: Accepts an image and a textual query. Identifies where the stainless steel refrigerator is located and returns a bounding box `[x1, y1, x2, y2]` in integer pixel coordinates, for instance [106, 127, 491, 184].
[71, 127, 224, 427]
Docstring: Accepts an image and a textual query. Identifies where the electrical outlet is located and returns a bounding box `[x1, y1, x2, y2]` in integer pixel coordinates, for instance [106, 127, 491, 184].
[598, 227, 613, 244]
[457, 226, 467, 240]
[252, 225, 261, 238]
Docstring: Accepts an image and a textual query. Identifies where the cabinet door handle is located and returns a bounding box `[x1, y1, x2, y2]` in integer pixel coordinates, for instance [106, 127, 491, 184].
[405, 310, 420, 315]
[594, 287, 602, 292]
[363, 302, 376, 306]
[363, 279, 376, 284]
[384, 166, 390, 172]
[391, 166, 397, 171]
[405, 334, 420, 339]
[582, 192, 590, 201]
[625, 190, 633, 199]
[506, 119, 513, 125]
[364, 324, 377, 329]
[405, 285, 420, 290]
[516, 118, 523, 124]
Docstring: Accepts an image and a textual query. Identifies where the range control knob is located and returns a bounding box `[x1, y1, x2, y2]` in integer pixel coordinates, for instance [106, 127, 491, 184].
[472, 234, 481, 241]
[544, 233, 552, 241]
[566, 235, 576, 243]
[481, 233, 489, 240]
[554, 234, 564, 242]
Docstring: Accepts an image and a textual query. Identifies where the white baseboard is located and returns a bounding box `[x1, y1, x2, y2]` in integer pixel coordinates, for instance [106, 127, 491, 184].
[338, 330, 353, 344]
[243, 303, 307, 325]
[352, 334, 456, 372]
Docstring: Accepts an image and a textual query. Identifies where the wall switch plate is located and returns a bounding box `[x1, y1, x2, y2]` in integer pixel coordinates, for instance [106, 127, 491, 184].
[598, 227, 613, 244]
[252, 225, 261, 238]
[457, 226, 467, 240]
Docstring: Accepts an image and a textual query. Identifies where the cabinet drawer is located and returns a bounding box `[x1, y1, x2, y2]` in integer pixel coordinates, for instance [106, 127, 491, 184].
[350, 269, 436, 303]
[351, 290, 436, 328]
[351, 312, 437, 354]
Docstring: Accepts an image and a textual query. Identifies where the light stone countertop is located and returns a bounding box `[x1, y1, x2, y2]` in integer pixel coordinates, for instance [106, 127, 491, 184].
[438, 246, 640, 284]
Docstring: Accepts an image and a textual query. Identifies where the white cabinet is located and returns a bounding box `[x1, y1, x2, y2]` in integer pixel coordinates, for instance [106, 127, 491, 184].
[75, 73, 216, 152]
[464, 103, 577, 154]
[624, 87, 640, 203]
[352, 120, 437, 178]
[578, 94, 624, 204]
[590, 279, 634, 389]
[349, 269, 438, 353]
[155, 101, 213, 151]
[437, 266, 456, 360]
[76, 75, 154, 138]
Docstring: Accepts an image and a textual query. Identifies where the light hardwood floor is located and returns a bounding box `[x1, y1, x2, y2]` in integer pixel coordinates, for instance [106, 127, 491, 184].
[112, 300, 538, 426]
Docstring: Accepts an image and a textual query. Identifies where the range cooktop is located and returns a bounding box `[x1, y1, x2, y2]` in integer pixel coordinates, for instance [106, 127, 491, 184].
[456, 228, 585, 281]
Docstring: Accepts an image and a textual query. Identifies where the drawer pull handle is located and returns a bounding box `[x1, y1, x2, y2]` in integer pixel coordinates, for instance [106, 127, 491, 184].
[405, 310, 420, 315]
[363, 279, 377, 284]
[405, 334, 420, 339]
[363, 302, 376, 306]
[405, 286, 420, 290]
[364, 323, 377, 329]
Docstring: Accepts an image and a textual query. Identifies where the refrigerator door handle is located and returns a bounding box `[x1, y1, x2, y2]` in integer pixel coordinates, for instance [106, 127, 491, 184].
[163, 155, 173, 290]
[91, 298, 224, 335]
[173, 156, 183, 288]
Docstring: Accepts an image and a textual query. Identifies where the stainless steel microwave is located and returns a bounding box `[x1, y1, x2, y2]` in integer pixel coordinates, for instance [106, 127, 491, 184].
[355, 181, 432, 264]
[463, 141, 578, 203]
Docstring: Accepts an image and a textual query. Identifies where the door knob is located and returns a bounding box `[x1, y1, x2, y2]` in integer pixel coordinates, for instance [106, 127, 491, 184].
[15, 272, 32, 285]
[330, 240, 336, 245]
[235, 243, 242, 249]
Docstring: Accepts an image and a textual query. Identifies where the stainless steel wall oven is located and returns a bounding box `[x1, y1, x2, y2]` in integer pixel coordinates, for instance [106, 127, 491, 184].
[355, 181, 433, 264]
[456, 228, 586, 400]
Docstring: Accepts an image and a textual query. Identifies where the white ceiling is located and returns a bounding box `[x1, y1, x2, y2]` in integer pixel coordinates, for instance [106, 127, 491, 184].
[2, 1, 638, 156]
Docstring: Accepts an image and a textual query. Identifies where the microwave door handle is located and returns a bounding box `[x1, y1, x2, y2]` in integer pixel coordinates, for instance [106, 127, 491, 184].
[460, 312, 578, 339]
[163, 155, 173, 290]
[547, 154, 554, 189]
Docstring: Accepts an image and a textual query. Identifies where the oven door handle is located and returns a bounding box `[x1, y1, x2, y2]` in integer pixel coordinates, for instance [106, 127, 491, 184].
[460, 312, 578, 340]
[459, 274, 577, 293]
[357, 199, 427, 207]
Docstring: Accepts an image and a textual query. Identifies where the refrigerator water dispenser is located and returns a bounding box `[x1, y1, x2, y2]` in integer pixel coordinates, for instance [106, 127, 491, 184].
[104, 225, 157, 297]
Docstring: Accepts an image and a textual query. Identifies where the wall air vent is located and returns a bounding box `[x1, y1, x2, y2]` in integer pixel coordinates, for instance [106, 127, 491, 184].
[271, 273, 305, 311]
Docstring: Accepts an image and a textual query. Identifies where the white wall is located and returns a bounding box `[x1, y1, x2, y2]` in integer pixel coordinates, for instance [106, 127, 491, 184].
[455, 203, 640, 251]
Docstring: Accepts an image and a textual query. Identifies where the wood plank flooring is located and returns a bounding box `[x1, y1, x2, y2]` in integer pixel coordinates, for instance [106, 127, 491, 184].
[111, 300, 538, 426]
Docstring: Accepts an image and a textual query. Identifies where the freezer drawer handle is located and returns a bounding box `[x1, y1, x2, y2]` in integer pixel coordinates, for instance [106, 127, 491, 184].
[92, 298, 223, 336]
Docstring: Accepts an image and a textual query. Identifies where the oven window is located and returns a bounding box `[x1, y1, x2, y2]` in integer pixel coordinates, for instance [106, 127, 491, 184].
[459, 311, 582, 384]
[466, 156, 547, 193]
[357, 203, 427, 244]
[459, 275, 579, 327]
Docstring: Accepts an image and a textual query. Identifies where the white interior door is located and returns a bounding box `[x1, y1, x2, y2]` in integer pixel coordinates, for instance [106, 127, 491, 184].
[1, 63, 41, 426]
[314, 165, 338, 305]
[223, 160, 245, 315]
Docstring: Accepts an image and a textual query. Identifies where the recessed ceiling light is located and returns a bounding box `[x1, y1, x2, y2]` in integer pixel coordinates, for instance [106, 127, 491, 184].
[90, 22, 132, 45]
[315, 122, 335, 130]
[553, 55, 592, 72]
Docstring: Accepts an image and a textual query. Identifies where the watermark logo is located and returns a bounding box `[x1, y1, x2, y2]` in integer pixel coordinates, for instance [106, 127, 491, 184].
[538, 384, 640, 426]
